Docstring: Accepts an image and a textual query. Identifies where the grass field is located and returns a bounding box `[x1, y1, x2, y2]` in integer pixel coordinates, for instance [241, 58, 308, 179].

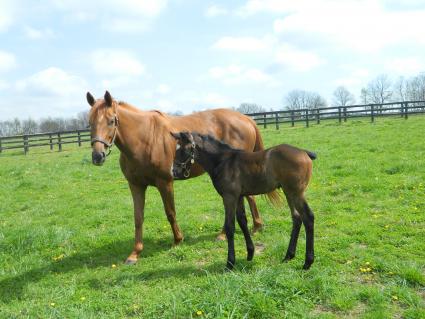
[0, 116, 424, 318]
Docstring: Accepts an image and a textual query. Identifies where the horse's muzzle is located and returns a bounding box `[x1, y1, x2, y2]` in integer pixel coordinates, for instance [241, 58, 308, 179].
[92, 151, 106, 166]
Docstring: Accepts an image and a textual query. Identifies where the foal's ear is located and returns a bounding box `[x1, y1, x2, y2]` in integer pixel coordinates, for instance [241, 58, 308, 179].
[180, 132, 193, 143]
[104, 90, 113, 107]
[86, 92, 96, 107]
[170, 132, 181, 140]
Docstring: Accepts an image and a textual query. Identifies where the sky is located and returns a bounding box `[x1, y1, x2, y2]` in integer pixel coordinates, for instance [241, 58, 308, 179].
[0, 0, 425, 120]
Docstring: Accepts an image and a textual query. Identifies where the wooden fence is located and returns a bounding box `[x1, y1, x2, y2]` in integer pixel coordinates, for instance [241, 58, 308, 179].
[0, 100, 424, 154]
[247, 100, 425, 129]
[0, 129, 91, 154]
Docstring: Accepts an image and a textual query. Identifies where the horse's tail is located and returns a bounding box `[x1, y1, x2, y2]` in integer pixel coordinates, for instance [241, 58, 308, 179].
[253, 122, 264, 151]
[305, 150, 317, 160]
[265, 189, 284, 207]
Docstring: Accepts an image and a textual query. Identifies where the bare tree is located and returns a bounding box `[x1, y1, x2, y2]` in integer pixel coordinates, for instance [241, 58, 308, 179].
[332, 86, 355, 106]
[235, 103, 266, 114]
[366, 74, 393, 104]
[407, 73, 425, 101]
[284, 90, 327, 110]
[360, 88, 368, 105]
[394, 76, 408, 102]
[22, 118, 38, 134]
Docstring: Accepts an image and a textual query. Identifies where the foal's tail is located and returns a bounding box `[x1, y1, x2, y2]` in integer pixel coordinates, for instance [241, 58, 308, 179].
[305, 150, 317, 160]
[265, 189, 284, 207]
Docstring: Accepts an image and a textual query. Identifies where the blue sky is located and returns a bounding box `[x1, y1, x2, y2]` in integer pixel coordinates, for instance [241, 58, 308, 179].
[0, 0, 424, 120]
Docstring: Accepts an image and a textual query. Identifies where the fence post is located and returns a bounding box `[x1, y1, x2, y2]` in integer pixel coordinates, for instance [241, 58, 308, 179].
[23, 135, 29, 154]
[58, 132, 62, 151]
[371, 104, 375, 122]
[316, 108, 320, 124]
[338, 107, 342, 123]
[77, 131, 82, 146]
[343, 107, 347, 122]
[275, 113, 279, 130]
[404, 102, 408, 119]
[49, 133, 53, 150]
[263, 114, 267, 129]
[305, 109, 309, 127]
[291, 111, 295, 127]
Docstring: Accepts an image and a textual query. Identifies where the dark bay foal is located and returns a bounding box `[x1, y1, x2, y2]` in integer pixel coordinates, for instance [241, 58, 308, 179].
[171, 132, 317, 270]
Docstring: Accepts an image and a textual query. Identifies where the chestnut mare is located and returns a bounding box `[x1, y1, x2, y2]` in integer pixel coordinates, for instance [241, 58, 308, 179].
[87, 91, 265, 264]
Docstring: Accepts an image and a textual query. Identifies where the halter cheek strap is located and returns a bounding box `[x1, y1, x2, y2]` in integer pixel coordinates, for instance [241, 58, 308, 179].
[176, 141, 196, 178]
[91, 115, 119, 156]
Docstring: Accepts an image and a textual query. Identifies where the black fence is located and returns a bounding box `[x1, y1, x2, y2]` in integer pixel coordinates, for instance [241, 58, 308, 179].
[247, 101, 425, 129]
[1, 101, 424, 155]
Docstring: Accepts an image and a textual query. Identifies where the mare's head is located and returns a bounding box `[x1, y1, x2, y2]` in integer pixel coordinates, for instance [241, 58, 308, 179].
[87, 91, 119, 166]
[171, 131, 236, 179]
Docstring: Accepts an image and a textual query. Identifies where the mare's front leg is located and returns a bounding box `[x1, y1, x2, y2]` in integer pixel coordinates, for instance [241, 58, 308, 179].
[125, 182, 147, 265]
[236, 197, 254, 261]
[223, 195, 238, 270]
[157, 179, 184, 245]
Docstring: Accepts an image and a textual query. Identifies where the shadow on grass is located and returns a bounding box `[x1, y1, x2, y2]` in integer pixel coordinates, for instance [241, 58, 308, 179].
[0, 232, 226, 303]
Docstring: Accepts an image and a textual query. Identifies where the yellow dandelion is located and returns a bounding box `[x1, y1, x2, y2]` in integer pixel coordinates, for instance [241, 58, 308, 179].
[112, 264, 117, 268]
[384, 225, 389, 229]
[80, 297, 86, 301]
[50, 302, 55, 307]
[196, 310, 203, 316]
[366, 267, 371, 272]
[365, 262, 370, 265]
[392, 295, 398, 301]
[199, 226, 203, 230]
[388, 271, 395, 275]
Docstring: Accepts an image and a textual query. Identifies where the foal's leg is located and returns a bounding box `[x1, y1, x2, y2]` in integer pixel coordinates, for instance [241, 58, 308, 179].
[283, 194, 302, 262]
[236, 197, 255, 261]
[125, 183, 147, 265]
[246, 196, 264, 234]
[295, 198, 315, 270]
[157, 179, 184, 245]
[216, 195, 263, 241]
[223, 195, 238, 269]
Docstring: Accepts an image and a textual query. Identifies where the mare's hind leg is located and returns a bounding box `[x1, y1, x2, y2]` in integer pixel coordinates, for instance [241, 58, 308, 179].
[294, 198, 315, 270]
[236, 197, 255, 261]
[216, 195, 263, 241]
[157, 179, 184, 245]
[246, 196, 264, 234]
[283, 194, 302, 262]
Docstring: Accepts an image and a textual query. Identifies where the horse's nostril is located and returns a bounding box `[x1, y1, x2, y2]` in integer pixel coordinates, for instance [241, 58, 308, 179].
[92, 151, 105, 164]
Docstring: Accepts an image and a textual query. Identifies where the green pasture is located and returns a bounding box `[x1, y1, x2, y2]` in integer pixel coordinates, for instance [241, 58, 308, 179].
[0, 117, 424, 318]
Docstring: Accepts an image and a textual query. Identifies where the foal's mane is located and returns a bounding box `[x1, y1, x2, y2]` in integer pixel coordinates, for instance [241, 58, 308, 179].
[195, 133, 241, 153]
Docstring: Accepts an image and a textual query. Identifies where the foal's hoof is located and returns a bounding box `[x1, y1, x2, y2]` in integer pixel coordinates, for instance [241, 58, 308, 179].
[247, 247, 255, 261]
[302, 262, 313, 270]
[124, 258, 137, 265]
[225, 262, 235, 271]
[283, 253, 295, 262]
[216, 232, 226, 241]
[251, 224, 264, 235]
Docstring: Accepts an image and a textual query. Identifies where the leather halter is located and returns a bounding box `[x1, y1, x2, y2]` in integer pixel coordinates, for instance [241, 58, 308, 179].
[91, 115, 119, 156]
[175, 140, 196, 178]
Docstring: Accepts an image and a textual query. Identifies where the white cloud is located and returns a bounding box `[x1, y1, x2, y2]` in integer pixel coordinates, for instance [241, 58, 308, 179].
[157, 84, 170, 95]
[0, 0, 16, 32]
[0, 50, 17, 72]
[205, 4, 228, 17]
[24, 26, 54, 39]
[209, 64, 279, 86]
[53, 0, 168, 33]
[275, 44, 324, 72]
[212, 36, 273, 52]
[272, 0, 425, 52]
[91, 49, 145, 77]
[334, 68, 370, 89]
[237, 0, 298, 17]
[16, 67, 87, 96]
[384, 57, 424, 76]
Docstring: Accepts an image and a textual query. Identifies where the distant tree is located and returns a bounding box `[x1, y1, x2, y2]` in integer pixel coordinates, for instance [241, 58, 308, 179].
[359, 88, 368, 105]
[22, 118, 38, 134]
[332, 86, 355, 106]
[284, 90, 327, 110]
[39, 117, 60, 132]
[406, 73, 425, 101]
[77, 111, 90, 128]
[366, 74, 393, 104]
[235, 103, 266, 114]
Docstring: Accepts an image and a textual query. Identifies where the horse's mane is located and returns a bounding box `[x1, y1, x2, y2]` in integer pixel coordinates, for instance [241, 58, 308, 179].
[195, 133, 242, 154]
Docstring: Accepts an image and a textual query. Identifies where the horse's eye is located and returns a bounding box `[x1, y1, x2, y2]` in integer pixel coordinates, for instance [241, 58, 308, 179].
[108, 119, 114, 125]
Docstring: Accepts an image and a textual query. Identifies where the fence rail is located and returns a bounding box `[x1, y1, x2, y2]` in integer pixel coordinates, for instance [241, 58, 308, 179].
[1, 101, 424, 154]
[246, 100, 425, 129]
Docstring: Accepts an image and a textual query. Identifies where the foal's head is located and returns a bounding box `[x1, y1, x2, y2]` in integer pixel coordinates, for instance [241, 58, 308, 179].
[171, 131, 237, 179]
[87, 91, 119, 166]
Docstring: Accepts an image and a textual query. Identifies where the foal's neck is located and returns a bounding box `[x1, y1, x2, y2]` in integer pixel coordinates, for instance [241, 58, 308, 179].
[196, 145, 235, 176]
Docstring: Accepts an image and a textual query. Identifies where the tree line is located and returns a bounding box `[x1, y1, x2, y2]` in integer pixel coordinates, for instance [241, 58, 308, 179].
[235, 72, 425, 114]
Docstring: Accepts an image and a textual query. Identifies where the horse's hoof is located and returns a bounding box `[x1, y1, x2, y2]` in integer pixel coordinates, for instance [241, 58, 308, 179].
[283, 252, 295, 262]
[251, 224, 264, 235]
[302, 263, 312, 270]
[124, 259, 137, 265]
[225, 262, 235, 271]
[216, 233, 226, 241]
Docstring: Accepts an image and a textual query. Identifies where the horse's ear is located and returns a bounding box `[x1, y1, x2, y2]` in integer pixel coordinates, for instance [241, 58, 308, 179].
[180, 132, 193, 143]
[104, 90, 113, 107]
[170, 132, 181, 140]
[86, 92, 96, 107]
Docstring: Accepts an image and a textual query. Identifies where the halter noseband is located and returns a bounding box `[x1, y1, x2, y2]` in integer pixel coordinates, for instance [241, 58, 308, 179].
[175, 140, 196, 178]
[91, 115, 119, 156]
